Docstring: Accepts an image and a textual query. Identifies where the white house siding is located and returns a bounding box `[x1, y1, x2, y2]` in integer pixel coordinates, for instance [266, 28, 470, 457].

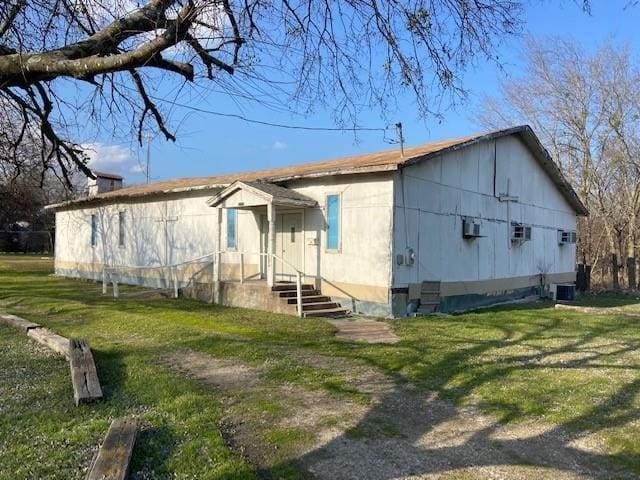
[283, 172, 394, 315]
[54, 172, 395, 316]
[392, 135, 577, 313]
[54, 190, 263, 286]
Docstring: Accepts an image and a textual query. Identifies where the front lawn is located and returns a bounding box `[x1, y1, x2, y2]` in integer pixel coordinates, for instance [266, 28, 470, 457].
[1, 255, 639, 479]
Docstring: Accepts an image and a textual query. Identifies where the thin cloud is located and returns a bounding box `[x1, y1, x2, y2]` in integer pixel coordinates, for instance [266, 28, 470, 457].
[272, 141, 287, 150]
[82, 143, 135, 176]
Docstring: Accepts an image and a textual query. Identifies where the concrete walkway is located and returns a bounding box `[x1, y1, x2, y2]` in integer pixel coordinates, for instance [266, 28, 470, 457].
[328, 318, 399, 344]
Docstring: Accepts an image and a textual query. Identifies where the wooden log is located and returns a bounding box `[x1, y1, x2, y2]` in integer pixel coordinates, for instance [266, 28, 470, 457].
[555, 303, 640, 316]
[69, 339, 103, 406]
[86, 417, 138, 480]
[27, 328, 70, 359]
[0, 312, 40, 332]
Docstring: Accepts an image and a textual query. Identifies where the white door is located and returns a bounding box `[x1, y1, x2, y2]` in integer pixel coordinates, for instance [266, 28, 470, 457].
[277, 212, 303, 280]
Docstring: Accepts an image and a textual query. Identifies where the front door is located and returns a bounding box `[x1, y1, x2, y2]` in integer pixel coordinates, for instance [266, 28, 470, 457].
[277, 212, 303, 280]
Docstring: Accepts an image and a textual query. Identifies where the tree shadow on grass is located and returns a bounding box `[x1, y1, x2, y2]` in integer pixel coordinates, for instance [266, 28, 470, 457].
[268, 312, 640, 479]
[129, 424, 179, 480]
[91, 348, 128, 401]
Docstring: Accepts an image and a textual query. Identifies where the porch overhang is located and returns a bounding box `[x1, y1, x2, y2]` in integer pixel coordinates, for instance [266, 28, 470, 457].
[206, 180, 317, 209]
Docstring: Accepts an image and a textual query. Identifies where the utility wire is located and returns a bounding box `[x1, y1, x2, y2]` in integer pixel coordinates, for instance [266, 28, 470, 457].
[148, 94, 392, 133]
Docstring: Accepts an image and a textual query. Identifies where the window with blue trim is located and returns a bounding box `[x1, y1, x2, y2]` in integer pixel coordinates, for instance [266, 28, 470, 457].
[118, 211, 125, 247]
[227, 208, 237, 249]
[91, 214, 97, 246]
[326, 194, 340, 250]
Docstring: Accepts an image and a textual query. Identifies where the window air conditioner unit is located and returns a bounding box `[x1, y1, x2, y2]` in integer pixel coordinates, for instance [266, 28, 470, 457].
[558, 230, 577, 245]
[511, 223, 532, 242]
[462, 217, 482, 238]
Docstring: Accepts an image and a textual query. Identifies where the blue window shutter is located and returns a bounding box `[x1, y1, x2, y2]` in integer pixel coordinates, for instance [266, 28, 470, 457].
[326, 195, 340, 250]
[227, 209, 237, 249]
[91, 214, 97, 246]
[118, 212, 125, 246]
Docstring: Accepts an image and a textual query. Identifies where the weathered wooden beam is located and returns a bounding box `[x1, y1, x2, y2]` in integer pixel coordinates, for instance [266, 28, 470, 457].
[555, 303, 640, 317]
[27, 327, 70, 359]
[86, 417, 138, 480]
[0, 313, 40, 332]
[68, 339, 103, 406]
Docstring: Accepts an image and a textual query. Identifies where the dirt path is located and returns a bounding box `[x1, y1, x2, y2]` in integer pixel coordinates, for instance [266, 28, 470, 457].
[164, 349, 631, 480]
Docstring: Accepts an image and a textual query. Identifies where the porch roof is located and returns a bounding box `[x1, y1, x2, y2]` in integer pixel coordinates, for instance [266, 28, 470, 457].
[206, 180, 317, 208]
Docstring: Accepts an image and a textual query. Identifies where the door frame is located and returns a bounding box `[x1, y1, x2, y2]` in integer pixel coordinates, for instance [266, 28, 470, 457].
[260, 208, 305, 280]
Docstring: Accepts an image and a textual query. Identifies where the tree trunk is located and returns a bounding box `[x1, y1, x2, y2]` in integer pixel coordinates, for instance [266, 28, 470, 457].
[627, 257, 636, 290]
[577, 264, 585, 291]
[612, 253, 620, 290]
[628, 209, 637, 289]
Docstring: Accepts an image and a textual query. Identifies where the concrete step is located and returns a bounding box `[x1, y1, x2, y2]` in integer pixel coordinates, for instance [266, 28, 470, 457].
[301, 301, 341, 311]
[303, 307, 349, 318]
[278, 289, 320, 298]
[272, 283, 314, 292]
[287, 295, 332, 304]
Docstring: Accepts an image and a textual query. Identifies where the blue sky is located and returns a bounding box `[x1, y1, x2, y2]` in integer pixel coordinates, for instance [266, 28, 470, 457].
[85, 2, 639, 184]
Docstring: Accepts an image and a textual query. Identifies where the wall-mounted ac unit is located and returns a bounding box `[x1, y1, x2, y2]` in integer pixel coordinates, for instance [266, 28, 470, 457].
[558, 230, 577, 245]
[462, 217, 482, 238]
[511, 223, 532, 242]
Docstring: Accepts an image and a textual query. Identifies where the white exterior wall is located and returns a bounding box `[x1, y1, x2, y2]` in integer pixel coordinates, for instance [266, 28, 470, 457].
[284, 173, 394, 308]
[393, 135, 578, 292]
[54, 172, 395, 311]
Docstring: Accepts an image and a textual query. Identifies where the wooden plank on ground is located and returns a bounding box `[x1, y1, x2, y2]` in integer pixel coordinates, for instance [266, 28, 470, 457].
[69, 339, 103, 405]
[554, 303, 640, 316]
[86, 417, 138, 480]
[27, 327, 70, 359]
[0, 312, 40, 332]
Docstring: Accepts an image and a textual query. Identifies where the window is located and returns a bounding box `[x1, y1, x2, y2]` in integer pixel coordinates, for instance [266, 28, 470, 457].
[118, 211, 125, 247]
[326, 194, 340, 250]
[90, 214, 97, 247]
[226, 208, 237, 249]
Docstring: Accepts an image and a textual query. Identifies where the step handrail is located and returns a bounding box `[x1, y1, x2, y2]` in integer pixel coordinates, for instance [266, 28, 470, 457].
[102, 250, 305, 317]
[102, 251, 219, 299]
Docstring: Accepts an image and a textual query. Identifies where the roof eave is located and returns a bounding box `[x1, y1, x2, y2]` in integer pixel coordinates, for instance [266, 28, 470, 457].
[49, 164, 398, 211]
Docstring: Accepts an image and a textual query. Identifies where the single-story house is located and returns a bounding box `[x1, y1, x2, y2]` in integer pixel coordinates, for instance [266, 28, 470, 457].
[48, 125, 587, 317]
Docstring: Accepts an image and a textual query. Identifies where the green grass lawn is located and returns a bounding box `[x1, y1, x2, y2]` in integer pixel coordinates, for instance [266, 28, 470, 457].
[1, 255, 640, 479]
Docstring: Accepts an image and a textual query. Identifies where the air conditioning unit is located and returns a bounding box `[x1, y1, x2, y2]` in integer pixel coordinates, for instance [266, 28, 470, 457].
[462, 218, 482, 238]
[511, 223, 532, 242]
[558, 230, 577, 245]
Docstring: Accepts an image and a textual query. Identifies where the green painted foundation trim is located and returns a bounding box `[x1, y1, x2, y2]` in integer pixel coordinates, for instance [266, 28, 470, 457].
[333, 297, 393, 318]
[438, 286, 540, 313]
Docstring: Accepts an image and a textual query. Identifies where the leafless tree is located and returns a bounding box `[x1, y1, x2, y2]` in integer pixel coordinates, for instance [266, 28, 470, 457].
[0, 0, 538, 185]
[479, 38, 640, 288]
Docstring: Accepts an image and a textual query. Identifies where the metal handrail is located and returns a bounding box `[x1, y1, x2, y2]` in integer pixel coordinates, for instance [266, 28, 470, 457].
[103, 252, 218, 299]
[101, 250, 306, 318]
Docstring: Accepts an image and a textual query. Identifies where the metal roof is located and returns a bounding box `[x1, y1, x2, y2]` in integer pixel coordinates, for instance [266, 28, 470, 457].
[47, 125, 588, 215]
